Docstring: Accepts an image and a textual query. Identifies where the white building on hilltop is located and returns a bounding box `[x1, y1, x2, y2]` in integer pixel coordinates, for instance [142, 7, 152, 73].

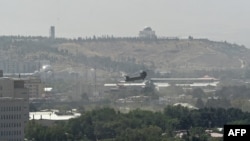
[0, 72, 29, 141]
[139, 26, 157, 39]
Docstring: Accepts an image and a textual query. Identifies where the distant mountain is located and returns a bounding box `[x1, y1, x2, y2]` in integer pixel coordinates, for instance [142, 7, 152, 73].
[0, 36, 249, 74]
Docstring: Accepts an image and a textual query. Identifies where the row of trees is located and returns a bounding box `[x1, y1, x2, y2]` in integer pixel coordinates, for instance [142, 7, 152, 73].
[25, 106, 250, 141]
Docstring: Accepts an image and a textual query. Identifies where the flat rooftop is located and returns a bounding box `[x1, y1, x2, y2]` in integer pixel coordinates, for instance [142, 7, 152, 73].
[29, 110, 81, 121]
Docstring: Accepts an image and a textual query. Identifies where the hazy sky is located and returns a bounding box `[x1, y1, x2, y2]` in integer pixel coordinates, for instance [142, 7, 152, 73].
[1, 0, 250, 47]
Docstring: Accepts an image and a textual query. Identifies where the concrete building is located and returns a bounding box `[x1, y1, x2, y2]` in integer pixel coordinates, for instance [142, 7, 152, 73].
[23, 77, 44, 98]
[151, 76, 220, 92]
[0, 74, 29, 141]
[139, 26, 157, 39]
[50, 26, 55, 39]
[4, 73, 44, 98]
[0, 60, 40, 73]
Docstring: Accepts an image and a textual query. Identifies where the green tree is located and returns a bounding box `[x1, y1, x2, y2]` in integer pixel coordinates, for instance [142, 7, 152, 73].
[116, 126, 162, 141]
[192, 88, 205, 98]
[196, 98, 205, 109]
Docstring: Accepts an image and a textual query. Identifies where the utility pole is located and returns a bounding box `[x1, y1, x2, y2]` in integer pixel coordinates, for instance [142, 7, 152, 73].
[94, 67, 97, 93]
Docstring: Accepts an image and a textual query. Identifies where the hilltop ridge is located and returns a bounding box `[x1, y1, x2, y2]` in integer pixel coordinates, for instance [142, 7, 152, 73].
[0, 36, 249, 74]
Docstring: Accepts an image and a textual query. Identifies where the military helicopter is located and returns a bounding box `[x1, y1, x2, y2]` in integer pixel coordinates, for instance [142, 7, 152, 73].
[104, 70, 148, 88]
[124, 70, 147, 82]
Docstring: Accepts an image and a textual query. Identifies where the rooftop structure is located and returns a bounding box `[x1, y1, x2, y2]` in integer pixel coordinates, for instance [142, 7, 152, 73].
[29, 109, 81, 126]
[173, 103, 198, 110]
[29, 109, 81, 121]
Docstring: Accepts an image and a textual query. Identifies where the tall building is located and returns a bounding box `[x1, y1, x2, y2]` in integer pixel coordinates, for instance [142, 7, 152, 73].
[50, 26, 55, 39]
[0, 71, 29, 141]
[24, 77, 44, 98]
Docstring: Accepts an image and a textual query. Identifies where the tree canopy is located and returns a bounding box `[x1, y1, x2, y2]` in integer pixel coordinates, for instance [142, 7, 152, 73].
[25, 106, 250, 141]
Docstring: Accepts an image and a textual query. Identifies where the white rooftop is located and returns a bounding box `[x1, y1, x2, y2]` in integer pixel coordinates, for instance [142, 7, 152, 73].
[173, 103, 198, 110]
[44, 87, 53, 92]
[210, 132, 223, 138]
[29, 110, 81, 120]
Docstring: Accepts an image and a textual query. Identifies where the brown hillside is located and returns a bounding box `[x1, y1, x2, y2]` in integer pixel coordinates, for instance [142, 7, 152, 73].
[55, 39, 250, 71]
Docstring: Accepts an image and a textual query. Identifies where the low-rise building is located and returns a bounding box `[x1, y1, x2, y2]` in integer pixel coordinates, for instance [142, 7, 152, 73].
[29, 109, 81, 126]
[151, 76, 220, 92]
